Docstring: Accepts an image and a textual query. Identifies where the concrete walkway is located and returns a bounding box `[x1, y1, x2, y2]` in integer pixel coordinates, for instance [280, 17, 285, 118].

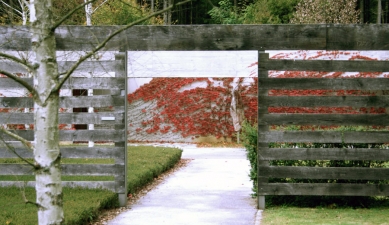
[108, 146, 261, 225]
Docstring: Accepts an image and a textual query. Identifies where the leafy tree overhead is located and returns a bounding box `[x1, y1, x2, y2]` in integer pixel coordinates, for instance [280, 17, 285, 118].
[208, 0, 299, 24]
[241, 0, 299, 24]
[93, 0, 158, 25]
[290, 0, 360, 24]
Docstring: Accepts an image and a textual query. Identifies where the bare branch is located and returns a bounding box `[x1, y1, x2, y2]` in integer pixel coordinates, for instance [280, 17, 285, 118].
[21, 185, 45, 209]
[0, 69, 40, 104]
[0, 126, 33, 151]
[0, 0, 23, 15]
[0, 128, 35, 168]
[0, 52, 37, 71]
[53, 0, 192, 93]
[51, 0, 99, 30]
[92, 0, 110, 13]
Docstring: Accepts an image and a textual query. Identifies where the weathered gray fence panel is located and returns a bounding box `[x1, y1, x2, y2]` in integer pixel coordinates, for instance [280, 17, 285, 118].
[1, 25, 389, 51]
[0, 52, 127, 205]
[257, 48, 389, 209]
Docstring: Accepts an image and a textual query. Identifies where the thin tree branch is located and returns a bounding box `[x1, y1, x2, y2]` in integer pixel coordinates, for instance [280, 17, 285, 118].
[21, 185, 45, 209]
[0, 126, 33, 151]
[53, 0, 192, 93]
[0, 0, 23, 15]
[0, 128, 36, 168]
[51, 0, 99, 30]
[0, 69, 40, 105]
[116, 0, 145, 14]
[0, 52, 37, 71]
[92, 0, 110, 13]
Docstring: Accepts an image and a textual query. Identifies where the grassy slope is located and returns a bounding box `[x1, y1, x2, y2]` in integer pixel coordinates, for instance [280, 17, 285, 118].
[0, 146, 182, 225]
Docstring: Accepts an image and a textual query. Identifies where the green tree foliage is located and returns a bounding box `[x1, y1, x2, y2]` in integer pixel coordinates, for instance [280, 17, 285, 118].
[93, 0, 157, 25]
[52, 0, 86, 25]
[291, 0, 360, 24]
[208, 0, 240, 24]
[208, 0, 299, 24]
[241, 0, 299, 24]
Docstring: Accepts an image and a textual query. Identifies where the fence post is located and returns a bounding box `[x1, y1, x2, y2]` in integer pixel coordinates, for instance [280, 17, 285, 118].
[257, 52, 269, 209]
[114, 52, 128, 207]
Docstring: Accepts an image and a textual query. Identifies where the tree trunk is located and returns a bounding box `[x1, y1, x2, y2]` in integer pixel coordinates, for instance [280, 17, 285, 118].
[377, 0, 382, 24]
[84, 0, 92, 25]
[30, 0, 64, 224]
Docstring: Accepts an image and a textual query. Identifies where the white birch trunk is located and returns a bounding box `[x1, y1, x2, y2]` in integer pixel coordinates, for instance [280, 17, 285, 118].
[30, 0, 64, 224]
[84, 0, 93, 26]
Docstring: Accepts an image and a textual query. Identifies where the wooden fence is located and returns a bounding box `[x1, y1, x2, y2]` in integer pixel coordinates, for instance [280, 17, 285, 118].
[0, 53, 128, 206]
[1, 24, 389, 209]
[257, 52, 389, 209]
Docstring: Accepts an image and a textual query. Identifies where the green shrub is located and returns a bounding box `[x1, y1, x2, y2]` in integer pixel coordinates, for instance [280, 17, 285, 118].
[241, 121, 258, 197]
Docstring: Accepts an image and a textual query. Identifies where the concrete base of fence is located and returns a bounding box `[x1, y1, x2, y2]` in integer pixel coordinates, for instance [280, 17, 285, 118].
[118, 193, 127, 207]
[258, 196, 265, 209]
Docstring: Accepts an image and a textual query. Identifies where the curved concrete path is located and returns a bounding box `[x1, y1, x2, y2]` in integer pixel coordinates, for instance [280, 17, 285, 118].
[109, 146, 261, 225]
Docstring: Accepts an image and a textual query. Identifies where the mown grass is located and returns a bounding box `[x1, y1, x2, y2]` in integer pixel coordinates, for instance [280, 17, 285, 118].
[0, 145, 182, 225]
[261, 206, 389, 225]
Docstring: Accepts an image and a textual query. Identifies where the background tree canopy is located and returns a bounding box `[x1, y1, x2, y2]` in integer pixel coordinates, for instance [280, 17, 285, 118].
[1, 0, 388, 25]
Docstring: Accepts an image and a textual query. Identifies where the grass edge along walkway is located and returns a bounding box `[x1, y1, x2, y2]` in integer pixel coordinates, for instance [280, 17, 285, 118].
[0, 145, 182, 225]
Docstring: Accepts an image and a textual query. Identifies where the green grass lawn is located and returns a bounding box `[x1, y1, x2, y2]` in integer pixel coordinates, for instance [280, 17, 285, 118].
[0, 145, 182, 225]
[261, 206, 389, 225]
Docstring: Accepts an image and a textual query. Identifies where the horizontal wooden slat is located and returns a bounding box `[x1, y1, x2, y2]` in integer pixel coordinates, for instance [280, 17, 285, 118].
[57, 61, 122, 74]
[259, 114, 389, 126]
[62, 164, 123, 176]
[1, 25, 389, 51]
[61, 77, 125, 89]
[0, 96, 124, 108]
[0, 181, 116, 191]
[259, 148, 389, 160]
[259, 59, 389, 72]
[260, 96, 389, 108]
[258, 183, 389, 196]
[0, 60, 121, 74]
[0, 164, 34, 175]
[0, 164, 122, 175]
[259, 166, 389, 180]
[0, 112, 124, 124]
[258, 78, 389, 91]
[259, 131, 389, 143]
[0, 146, 124, 159]
[0, 77, 125, 89]
[0, 130, 125, 141]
